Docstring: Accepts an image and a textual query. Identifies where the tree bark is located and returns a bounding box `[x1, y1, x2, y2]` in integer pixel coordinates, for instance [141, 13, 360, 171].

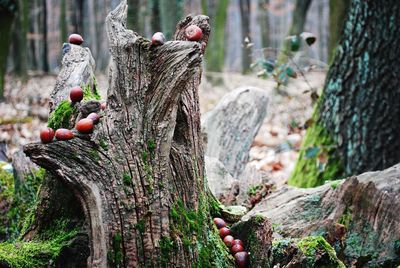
[239, 0, 252, 74]
[328, 0, 350, 63]
[0, 3, 16, 99]
[289, 0, 400, 187]
[278, 0, 312, 63]
[22, 1, 232, 267]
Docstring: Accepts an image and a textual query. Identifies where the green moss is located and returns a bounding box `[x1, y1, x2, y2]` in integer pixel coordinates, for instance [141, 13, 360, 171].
[289, 112, 343, 187]
[298, 236, 345, 267]
[0, 167, 45, 241]
[338, 208, 352, 230]
[135, 219, 145, 235]
[330, 180, 341, 189]
[99, 139, 109, 150]
[272, 236, 345, 267]
[159, 236, 175, 265]
[107, 232, 123, 267]
[168, 196, 233, 267]
[122, 172, 131, 186]
[82, 80, 101, 101]
[147, 139, 156, 153]
[47, 100, 76, 130]
[89, 149, 100, 162]
[0, 219, 78, 268]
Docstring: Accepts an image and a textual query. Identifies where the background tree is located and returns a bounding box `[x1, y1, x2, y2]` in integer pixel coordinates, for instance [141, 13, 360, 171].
[0, 0, 17, 99]
[160, 0, 183, 39]
[278, 0, 312, 63]
[239, 0, 252, 74]
[11, 0, 28, 82]
[328, 0, 350, 62]
[289, 0, 400, 187]
[202, 0, 229, 72]
[257, 0, 270, 48]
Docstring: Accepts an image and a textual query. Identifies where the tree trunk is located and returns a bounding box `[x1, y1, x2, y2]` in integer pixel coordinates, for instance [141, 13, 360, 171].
[60, 0, 67, 45]
[289, 0, 400, 187]
[11, 0, 28, 80]
[21, 2, 232, 267]
[42, 0, 49, 72]
[328, 0, 350, 63]
[239, 0, 252, 74]
[159, 0, 183, 39]
[0, 4, 15, 99]
[127, 0, 144, 34]
[202, 0, 229, 72]
[278, 0, 312, 63]
[257, 0, 270, 48]
[150, 0, 161, 33]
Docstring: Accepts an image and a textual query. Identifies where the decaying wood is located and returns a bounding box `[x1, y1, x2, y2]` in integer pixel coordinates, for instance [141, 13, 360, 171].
[23, 1, 228, 267]
[244, 164, 400, 266]
[50, 44, 97, 113]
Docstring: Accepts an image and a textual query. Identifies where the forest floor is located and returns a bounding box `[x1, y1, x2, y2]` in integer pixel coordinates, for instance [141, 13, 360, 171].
[0, 70, 326, 188]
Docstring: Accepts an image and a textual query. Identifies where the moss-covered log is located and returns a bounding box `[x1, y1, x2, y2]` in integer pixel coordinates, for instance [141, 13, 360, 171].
[289, 0, 400, 187]
[15, 1, 233, 267]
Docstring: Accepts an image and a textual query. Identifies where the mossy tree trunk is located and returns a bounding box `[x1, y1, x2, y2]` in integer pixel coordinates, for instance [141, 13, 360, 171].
[202, 0, 229, 72]
[328, 0, 350, 63]
[0, 2, 16, 99]
[278, 0, 312, 63]
[289, 0, 400, 187]
[22, 1, 232, 267]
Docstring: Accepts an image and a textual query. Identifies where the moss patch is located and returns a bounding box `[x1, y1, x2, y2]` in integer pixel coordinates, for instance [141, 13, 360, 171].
[298, 236, 345, 267]
[0, 220, 78, 268]
[107, 232, 123, 267]
[0, 167, 45, 241]
[82, 80, 101, 101]
[162, 196, 233, 267]
[47, 100, 76, 130]
[272, 236, 345, 268]
[289, 112, 344, 187]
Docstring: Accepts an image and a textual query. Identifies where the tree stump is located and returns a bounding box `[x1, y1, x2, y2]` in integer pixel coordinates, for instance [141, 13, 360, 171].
[23, 1, 233, 267]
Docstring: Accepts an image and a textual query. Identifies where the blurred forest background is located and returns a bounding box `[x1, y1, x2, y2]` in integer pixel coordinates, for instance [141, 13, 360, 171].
[1, 0, 349, 89]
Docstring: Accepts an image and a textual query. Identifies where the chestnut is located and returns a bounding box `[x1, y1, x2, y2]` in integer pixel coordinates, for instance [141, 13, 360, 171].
[231, 244, 244, 254]
[151, 32, 166, 46]
[70, 86, 84, 103]
[185, 25, 203, 41]
[68, 34, 84, 45]
[219, 227, 231, 238]
[55, 128, 74, 141]
[40, 127, 55, 143]
[87, 112, 100, 124]
[76, 118, 94, 134]
[213, 217, 226, 229]
[223, 235, 234, 247]
[232, 239, 244, 247]
[234, 252, 249, 268]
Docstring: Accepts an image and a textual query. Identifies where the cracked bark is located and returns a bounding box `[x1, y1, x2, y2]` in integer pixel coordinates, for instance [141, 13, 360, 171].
[23, 1, 229, 267]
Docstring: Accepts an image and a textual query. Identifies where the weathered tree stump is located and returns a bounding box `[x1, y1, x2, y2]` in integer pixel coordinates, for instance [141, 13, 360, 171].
[22, 1, 233, 267]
